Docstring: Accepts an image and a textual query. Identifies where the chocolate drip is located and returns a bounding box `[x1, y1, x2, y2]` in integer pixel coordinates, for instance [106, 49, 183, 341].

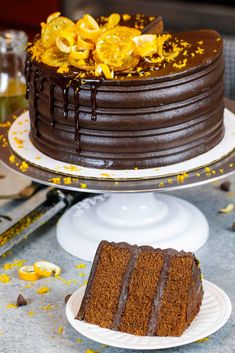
[62, 86, 69, 119]
[147, 253, 172, 336]
[32, 69, 39, 136]
[24, 56, 32, 100]
[38, 76, 46, 91]
[49, 82, 55, 127]
[89, 80, 101, 121]
[74, 86, 80, 153]
[112, 245, 139, 330]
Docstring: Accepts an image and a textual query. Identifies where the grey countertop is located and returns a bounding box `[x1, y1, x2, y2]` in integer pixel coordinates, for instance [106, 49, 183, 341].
[0, 163, 234, 353]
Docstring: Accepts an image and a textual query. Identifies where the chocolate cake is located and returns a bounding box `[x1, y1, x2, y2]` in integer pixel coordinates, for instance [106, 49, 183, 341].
[76, 241, 203, 336]
[25, 13, 224, 169]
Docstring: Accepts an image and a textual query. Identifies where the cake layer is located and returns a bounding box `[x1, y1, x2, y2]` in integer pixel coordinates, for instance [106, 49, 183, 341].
[76, 241, 203, 336]
[26, 28, 224, 169]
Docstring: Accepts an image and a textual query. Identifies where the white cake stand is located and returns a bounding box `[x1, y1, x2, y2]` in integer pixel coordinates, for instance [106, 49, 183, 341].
[1, 109, 235, 261]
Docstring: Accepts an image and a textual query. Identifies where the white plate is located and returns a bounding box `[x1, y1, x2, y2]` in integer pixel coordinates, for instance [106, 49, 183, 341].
[8, 109, 235, 180]
[66, 279, 232, 350]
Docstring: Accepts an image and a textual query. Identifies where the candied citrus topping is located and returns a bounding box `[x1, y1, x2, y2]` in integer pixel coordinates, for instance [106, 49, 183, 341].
[19, 265, 41, 281]
[95, 63, 114, 79]
[77, 35, 95, 50]
[41, 16, 74, 48]
[46, 12, 61, 23]
[41, 47, 68, 67]
[34, 261, 61, 277]
[29, 12, 188, 77]
[56, 31, 75, 53]
[107, 13, 121, 28]
[96, 27, 139, 68]
[132, 34, 157, 57]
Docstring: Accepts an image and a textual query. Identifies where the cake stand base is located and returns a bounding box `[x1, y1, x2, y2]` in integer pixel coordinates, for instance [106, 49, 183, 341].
[56, 192, 209, 261]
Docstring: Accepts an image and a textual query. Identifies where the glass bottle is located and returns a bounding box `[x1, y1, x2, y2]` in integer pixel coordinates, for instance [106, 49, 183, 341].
[0, 30, 28, 121]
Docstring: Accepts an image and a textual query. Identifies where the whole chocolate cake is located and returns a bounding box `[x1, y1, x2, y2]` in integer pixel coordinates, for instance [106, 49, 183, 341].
[25, 13, 224, 169]
[76, 241, 203, 336]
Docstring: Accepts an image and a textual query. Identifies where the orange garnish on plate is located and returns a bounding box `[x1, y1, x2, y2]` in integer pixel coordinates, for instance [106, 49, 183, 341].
[19, 265, 41, 281]
[34, 261, 61, 277]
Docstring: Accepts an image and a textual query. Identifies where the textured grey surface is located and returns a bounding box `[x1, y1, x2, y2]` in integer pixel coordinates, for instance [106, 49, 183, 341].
[0, 163, 234, 353]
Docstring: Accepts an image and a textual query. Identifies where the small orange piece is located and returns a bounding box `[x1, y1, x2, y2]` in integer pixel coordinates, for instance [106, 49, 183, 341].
[76, 15, 101, 43]
[132, 34, 157, 57]
[95, 63, 114, 79]
[107, 13, 121, 28]
[19, 265, 41, 281]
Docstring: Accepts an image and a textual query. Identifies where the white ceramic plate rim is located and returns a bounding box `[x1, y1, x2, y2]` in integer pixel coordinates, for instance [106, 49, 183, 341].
[65, 279, 232, 350]
[8, 109, 235, 180]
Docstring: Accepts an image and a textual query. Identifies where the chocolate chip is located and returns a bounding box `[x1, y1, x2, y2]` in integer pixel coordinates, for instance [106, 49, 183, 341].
[0, 174, 5, 179]
[232, 222, 235, 232]
[16, 294, 27, 307]
[220, 181, 231, 192]
[64, 294, 72, 304]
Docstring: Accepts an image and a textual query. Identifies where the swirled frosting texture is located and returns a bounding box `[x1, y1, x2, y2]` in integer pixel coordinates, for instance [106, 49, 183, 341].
[26, 29, 224, 169]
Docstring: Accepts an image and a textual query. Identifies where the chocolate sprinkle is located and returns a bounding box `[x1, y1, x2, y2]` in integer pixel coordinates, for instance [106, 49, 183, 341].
[16, 294, 27, 307]
[220, 181, 231, 192]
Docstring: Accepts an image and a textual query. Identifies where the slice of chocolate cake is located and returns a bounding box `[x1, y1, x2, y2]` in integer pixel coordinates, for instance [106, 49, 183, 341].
[76, 241, 203, 337]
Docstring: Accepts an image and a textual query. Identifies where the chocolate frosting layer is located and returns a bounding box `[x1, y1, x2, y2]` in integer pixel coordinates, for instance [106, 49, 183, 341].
[26, 27, 224, 169]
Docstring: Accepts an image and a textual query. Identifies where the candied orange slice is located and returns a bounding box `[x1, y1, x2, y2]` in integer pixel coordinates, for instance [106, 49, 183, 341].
[68, 54, 94, 70]
[107, 13, 121, 28]
[132, 34, 157, 57]
[95, 63, 114, 79]
[96, 27, 140, 67]
[46, 11, 61, 23]
[41, 47, 68, 67]
[115, 55, 140, 72]
[34, 261, 61, 277]
[41, 16, 75, 48]
[77, 35, 95, 50]
[70, 46, 90, 60]
[77, 22, 101, 42]
[19, 265, 41, 281]
[83, 14, 99, 30]
[56, 31, 75, 53]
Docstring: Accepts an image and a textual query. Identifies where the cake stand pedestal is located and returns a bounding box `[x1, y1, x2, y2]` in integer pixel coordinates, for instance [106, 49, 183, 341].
[57, 192, 208, 261]
[1, 108, 235, 261]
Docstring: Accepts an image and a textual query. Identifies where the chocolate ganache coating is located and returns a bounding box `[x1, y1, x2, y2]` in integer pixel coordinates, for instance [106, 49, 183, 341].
[26, 26, 224, 169]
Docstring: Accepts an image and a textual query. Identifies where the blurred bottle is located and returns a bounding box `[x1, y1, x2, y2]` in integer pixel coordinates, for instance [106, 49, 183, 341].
[0, 30, 28, 121]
